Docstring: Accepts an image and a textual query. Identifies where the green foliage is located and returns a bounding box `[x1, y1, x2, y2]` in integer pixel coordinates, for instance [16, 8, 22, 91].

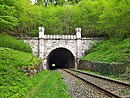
[37, 0, 43, 5]
[27, 71, 70, 98]
[0, 47, 69, 97]
[0, 0, 19, 30]
[77, 0, 130, 37]
[16, 0, 44, 36]
[0, 47, 42, 98]
[0, 47, 41, 67]
[0, 64, 30, 98]
[1, 0, 130, 37]
[0, 34, 31, 52]
[96, 0, 130, 38]
[36, 0, 80, 6]
[78, 0, 101, 36]
[82, 37, 130, 63]
[0, 49, 69, 98]
[41, 5, 78, 35]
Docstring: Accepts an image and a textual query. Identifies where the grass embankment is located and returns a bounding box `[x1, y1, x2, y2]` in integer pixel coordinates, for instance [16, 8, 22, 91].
[0, 47, 41, 98]
[0, 47, 40, 67]
[82, 37, 130, 63]
[81, 37, 130, 80]
[27, 70, 70, 98]
[0, 34, 31, 53]
[0, 55, 69, 98]
[0, 34, 69, 98]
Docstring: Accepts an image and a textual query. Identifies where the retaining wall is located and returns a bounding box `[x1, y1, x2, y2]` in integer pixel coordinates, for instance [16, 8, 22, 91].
[78, 60, 128, 75]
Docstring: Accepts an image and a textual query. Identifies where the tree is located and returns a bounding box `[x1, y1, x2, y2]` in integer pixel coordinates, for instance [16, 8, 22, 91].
[37, 0, 43, 5]
[78, 0, 101, 36]
[97, 0, 130, 38]
[0, 0, 19, 31]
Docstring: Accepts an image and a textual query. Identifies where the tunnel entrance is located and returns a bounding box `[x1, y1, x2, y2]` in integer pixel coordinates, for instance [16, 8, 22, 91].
[47, 48, 75, 70]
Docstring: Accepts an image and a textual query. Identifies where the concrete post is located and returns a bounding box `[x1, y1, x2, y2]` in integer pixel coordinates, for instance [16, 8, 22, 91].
[38, 27, 46, 69]
[76, 28, 82, 69]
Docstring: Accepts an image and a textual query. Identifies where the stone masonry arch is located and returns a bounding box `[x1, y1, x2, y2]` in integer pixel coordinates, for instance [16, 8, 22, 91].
[46, 46, 76, 60]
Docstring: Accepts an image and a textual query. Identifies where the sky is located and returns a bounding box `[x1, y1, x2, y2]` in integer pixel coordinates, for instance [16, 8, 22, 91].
[31, 0, 37, 4]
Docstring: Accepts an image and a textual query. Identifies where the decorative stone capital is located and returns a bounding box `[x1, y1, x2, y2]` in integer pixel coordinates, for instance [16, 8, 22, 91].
[76, 27, 81, 39]
[39, 27, 44, 32]
[39, 27, 44, 38]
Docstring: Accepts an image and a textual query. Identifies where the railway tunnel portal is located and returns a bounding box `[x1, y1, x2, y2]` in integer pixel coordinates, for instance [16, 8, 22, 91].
[24, 27, 99, 70]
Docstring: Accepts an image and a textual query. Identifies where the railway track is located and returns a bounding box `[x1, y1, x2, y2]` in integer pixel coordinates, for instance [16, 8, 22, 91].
[63, 69, 130, 98]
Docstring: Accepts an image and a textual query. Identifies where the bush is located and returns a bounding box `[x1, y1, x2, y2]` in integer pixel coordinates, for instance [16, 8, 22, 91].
[0, 34, 31, 53]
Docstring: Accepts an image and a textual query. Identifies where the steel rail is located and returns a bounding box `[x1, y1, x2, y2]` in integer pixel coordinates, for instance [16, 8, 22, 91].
[63, 69, 123, 98]
[69, 68, 130, 87]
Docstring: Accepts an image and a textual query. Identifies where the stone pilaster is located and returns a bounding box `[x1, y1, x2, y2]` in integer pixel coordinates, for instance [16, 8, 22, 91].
[38, 27, 46, 69]
[76, 27, 82, 69]
[39, 27, 44, 59]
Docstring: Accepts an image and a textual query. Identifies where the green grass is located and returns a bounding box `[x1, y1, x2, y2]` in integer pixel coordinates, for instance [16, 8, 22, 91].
[0, 33, 31, 53]
[0, 47, 41, 98]
[82, 37, 130, 63]
[0, 66, 69, 98]
[0, 47, 69, 98]
[0, 65, 29, 98]
[27, 70, 70, 98]
[0, 47, 41, 67]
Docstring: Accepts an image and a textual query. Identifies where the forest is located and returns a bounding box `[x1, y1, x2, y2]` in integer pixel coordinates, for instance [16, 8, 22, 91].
[1, 0, 130, 38]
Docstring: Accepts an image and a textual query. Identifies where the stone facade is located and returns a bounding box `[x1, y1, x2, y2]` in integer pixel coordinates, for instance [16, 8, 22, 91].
[23, 27, 100, 69]
[24, 38, 38, 56]
[44, 39, 77, 58]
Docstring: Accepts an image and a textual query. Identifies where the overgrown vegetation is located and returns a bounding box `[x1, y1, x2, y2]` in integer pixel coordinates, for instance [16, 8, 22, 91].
[0, 47, 40, 67]
[81, 37, 130, 80]
[0, 47, 41, 97]
[0, 34, 31, 53]
[0, 60, 69, 98]
[82, 37, 130, 63]
[0, 47, 69, 97]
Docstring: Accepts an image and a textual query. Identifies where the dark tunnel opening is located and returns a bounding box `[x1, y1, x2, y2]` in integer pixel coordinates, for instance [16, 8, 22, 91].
[47, 48, 75, 70]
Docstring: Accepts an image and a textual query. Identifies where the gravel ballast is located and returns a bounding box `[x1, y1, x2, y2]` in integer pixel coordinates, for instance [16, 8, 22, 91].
[59, 69, 113, 98]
